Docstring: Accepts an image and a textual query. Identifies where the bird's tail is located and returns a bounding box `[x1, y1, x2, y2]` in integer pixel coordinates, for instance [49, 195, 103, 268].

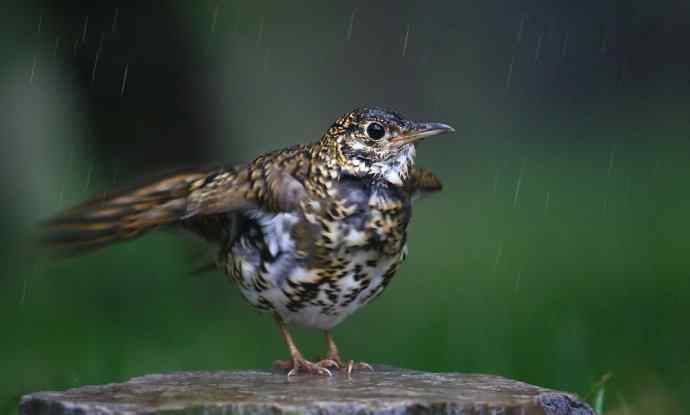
[42, 170, 212, 254]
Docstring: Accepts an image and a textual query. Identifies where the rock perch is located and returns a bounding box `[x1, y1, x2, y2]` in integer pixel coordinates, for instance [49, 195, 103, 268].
[20, 366, 594, 415]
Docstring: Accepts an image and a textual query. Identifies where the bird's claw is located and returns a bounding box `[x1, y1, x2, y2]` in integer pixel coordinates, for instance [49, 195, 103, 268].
[274, 357, 372, 377]
[315, 358, 341, 370]
[274, 358, 333, 377]
[346, 360, 374, 377]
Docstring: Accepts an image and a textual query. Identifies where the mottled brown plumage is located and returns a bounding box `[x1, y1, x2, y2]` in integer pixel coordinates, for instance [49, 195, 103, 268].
[44, 107, 454, 376]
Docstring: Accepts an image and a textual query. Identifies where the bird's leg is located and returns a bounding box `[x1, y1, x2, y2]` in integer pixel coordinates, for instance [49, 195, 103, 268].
[317, 331, 374, 375]
[272, 314, 332, 376]
[314, 331, 344, 370]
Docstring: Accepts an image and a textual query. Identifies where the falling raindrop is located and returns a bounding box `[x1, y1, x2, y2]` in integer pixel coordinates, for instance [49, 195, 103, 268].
[517, 13, 527, 43]
[120, 64, 129, 96]
[513, 160, 525, 207]
[54, 36, 60, 57]
[29, 55, 37, 84]
[84, 163, 93, 190]
[112, 8, 119, 33]
[544, 191, 551, 211]
[73, 38, 79, 56]
[263, 48, 271, 73]
[91, 32, 104, 83]
[505, 55, 514, 89]
[81, 16, 89, 43]
[347, 9, 358, 40]
[603, 195, 608, 214]
[607, 146, 615, 177]
[37, 9, 44, 33]
[561, 32, 569, 57]
[402, 24, 410, 56]
[534, 33, 543, 63]
[211, 4, 220, 33]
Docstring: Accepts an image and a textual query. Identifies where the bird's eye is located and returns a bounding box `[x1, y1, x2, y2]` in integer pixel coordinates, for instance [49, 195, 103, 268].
[366, 122, 386, 140]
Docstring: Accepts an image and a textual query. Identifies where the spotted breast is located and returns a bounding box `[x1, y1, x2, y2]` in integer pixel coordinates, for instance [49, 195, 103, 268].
[225, 175, 411, 330]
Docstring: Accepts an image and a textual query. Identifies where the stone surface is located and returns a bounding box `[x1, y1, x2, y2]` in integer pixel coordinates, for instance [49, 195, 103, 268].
[20, 366, 595, 415]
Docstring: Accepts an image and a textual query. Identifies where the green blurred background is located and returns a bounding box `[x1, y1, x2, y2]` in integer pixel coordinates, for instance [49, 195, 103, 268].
[1, 1, 689, 414]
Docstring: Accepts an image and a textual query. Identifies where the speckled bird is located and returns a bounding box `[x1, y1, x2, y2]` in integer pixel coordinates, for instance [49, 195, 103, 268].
[46, 107, 454, 376]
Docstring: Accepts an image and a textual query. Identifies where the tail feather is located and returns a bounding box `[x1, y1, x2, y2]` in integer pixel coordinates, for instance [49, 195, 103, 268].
[43, 170, 212, 254]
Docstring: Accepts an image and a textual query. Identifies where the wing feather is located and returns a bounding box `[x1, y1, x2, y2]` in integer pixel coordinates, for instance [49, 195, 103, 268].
[406, 167, 443, 199]
[43, 157, 311, 254]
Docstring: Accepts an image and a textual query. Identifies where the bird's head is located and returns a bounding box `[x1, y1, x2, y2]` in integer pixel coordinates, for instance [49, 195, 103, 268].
[322, 107, 454, 185]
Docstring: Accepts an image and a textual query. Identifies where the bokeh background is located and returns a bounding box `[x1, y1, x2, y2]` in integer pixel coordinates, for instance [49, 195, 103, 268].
[2, 1, 689, 414]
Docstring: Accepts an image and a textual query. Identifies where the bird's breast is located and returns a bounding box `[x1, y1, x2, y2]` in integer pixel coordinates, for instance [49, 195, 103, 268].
[227, 178, 413, 329]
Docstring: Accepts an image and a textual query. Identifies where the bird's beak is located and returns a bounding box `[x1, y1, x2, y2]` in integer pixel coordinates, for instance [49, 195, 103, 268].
[388, 122, 455, 146]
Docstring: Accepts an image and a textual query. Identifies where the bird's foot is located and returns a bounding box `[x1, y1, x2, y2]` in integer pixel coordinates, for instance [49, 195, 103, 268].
[273, 357, 333, 376]
[317, 354, 374, 376]
[314, 358, 341, 370]
[345, 360, 374, 376]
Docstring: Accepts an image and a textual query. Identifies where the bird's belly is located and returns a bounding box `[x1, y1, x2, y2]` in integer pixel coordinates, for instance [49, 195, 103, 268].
[226, 209, 406, 330]
[265, 251, 399, 330]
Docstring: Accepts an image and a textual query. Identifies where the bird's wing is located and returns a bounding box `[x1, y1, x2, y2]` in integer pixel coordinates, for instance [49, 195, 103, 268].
[43, 157, 311, 254]
[405, 167, 443, 200]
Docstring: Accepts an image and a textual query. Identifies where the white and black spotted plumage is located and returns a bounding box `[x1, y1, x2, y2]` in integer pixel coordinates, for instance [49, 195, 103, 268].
[45, 107, 453, 372]
[226, 177, 411, 330]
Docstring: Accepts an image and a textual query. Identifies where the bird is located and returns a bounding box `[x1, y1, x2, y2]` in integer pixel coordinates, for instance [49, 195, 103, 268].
[44, 107, 455, 376]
